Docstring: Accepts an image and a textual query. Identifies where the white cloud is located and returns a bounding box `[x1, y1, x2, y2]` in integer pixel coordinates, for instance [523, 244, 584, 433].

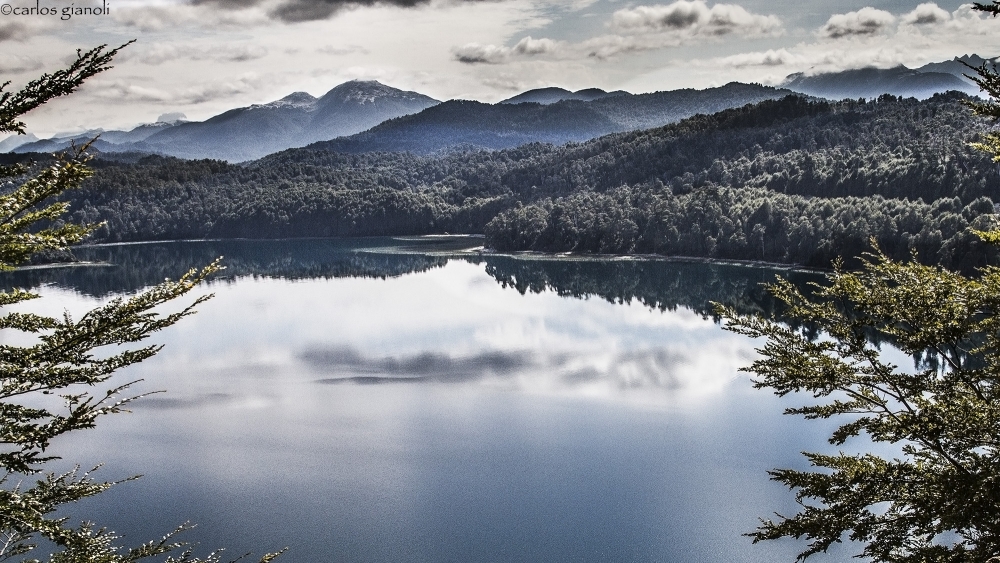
[514, 36, 559, 55]
[455, 1, 781, 64]
[316, 44, 370, 56]
[611, 1, 781, 37]
[902, 2, 951, 26]
[91, 74, 271, 105]
[453, 43, 515, 64]
[0, 53, 43, 74]
[820, 7, 895, 39]
[454, 36, 563, 64]
[718, 48, 803, 68]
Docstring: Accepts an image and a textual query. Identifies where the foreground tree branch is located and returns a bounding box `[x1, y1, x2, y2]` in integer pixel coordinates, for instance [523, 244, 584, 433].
[0, 46, 281, 563]
[717, 247, 1000, 562]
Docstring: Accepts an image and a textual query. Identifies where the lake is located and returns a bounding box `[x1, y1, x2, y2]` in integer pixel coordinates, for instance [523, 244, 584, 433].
[5, 237, 857, 563]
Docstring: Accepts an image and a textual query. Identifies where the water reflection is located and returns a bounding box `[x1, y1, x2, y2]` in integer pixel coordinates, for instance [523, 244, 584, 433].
[476, 255, 822, 320]
[7, 238, 849, 563]
[5, 236, 825, 318]
[3, 237, 455, 297]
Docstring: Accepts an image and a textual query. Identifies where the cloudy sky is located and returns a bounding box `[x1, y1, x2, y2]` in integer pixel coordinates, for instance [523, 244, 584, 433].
[4, 0, 1000, 135]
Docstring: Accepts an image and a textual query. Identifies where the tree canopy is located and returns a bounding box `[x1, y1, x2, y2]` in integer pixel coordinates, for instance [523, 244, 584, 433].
[716, 10, 1000, 561]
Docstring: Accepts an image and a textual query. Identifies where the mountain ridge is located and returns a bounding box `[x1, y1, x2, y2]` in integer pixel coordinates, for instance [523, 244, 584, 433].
[307, 82, 797, 154]
[781, 57, 990, 100]
[14, 80, 440, 162]
[12, 54, 989, 162]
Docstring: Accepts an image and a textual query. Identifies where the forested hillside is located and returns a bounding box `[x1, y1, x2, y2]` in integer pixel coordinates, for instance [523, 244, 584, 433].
[36, 91, 1000, 271]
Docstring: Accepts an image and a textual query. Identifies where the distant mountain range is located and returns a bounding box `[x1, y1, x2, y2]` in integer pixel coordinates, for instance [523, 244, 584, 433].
[7, 81, 794, 160]
[309, 82, 795, 154]
[5, 54, 989, 161]
[782, 54, 990, 100]
[11, 81, 439, 162]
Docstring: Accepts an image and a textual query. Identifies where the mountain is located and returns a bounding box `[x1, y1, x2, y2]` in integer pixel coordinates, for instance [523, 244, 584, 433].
[916, 54, 996, 86]
[137, 81, 438, 161]
[309, 82, 796, 154]
[310, 99, 621, 154]
[584, 82, 800, 130]
[782, 65, 978, 100]
[500, 87, 626, 105]
[121, 91, 321, 161]
[14, 120, 182, 154]
[302, 81, 440, 142]
[0, 133, 38, 152]
[13, 81, 439, 162]
[97, 120, 182, 144]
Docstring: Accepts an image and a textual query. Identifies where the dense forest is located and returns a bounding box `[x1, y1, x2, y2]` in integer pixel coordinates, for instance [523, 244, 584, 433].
[13, 90, 1000, 271]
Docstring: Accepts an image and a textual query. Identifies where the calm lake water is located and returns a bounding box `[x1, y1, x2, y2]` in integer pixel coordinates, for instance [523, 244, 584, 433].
[6, 237, 859, 563]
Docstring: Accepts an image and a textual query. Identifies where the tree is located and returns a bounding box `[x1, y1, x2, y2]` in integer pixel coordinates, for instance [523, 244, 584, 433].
[0, 46, 279, 563]
[716, 9, 1000, 561]
[718, 251, 1000, 562]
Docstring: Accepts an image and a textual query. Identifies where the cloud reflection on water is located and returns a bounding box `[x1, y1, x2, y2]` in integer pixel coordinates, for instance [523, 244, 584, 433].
[301, 344, 693, 392]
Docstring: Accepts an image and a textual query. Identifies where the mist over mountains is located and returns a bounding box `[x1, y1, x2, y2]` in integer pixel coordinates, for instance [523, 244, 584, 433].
[781, 54, 990, 100]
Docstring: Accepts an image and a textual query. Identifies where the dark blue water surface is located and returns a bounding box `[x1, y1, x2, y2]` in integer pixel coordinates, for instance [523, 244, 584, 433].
[7, 238, 862, 563]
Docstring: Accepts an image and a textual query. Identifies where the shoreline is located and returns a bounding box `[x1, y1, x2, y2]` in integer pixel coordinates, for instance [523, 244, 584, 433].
[19, 234, 829, 275]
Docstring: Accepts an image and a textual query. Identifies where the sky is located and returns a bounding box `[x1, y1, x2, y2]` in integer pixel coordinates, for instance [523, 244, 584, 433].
[4, 0, 1000, 136]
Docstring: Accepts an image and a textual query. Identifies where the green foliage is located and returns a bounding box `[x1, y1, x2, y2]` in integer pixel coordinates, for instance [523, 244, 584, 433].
[962, 58, 1000, 161]
[0, 42, 133, 267]
[483, 185, 999, 272]
[0, 43, 132, 137]
[0, 48, 280, 563]
[718, 250, 1000, 562]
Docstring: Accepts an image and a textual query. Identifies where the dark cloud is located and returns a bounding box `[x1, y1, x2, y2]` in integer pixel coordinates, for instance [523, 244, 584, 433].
[0, 22, 28, 43]
[453, 44, 505, 64]
[658, 4, 701, 28]
[189, 0, 265, 9]
[191, 0, 434, 23]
